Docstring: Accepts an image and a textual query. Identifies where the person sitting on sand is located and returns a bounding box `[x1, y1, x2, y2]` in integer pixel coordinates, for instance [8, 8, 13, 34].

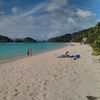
[65, 51, 75, 58]
[65, 51, 70, 57]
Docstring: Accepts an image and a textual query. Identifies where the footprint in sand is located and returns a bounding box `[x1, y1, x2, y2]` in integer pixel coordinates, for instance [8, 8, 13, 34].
[43, 93, 46, 98]
[43, 80, 48, 91]
[54, 74, 58, 80]
[31, 97, 35, 100]
[13, 89, 20, 97]
[44, 80, 49, 86]
[16, 82, 21, 87]
[3, 96, 7, 100]
[86, 96, 100, 100]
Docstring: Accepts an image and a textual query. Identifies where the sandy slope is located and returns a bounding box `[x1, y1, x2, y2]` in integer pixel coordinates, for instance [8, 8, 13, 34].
[0, 44, 100, 100]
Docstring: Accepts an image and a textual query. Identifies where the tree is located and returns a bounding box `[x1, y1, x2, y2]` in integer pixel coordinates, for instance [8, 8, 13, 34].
[24, 37, 36, 43]
[0, 35, 13, 42]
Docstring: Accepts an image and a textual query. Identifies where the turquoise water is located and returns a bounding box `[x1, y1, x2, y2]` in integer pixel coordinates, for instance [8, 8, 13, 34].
[0, 43, 66, 61]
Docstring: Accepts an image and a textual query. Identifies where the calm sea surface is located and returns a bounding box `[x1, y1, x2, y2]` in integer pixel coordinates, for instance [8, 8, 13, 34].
[0, 43, 66, 61]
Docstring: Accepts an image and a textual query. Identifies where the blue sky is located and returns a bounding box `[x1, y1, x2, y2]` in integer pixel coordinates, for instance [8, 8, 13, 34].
[0, 0, 100, 40]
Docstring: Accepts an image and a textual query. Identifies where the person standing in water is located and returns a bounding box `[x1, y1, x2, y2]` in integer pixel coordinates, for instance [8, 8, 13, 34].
[29, 48, 32, 56]
[27, 48, 32, 56]
[27, 49, 30, 56]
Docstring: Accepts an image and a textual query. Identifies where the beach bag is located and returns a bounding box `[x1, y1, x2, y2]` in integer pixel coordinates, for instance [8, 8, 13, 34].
[76, 54, 80, 58]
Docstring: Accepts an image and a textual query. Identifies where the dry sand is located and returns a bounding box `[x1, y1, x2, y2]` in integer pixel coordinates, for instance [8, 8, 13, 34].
[0, 44, 100, 100]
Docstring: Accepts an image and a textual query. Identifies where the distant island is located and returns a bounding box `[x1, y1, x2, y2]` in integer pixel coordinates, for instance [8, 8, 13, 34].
[14, 37, 37, 43]
[0, 36, 37, 43]
[0, 22, 100, 55]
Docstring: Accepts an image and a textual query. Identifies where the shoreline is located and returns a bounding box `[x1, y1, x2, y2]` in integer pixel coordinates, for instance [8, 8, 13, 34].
[0, 43, 69, 65]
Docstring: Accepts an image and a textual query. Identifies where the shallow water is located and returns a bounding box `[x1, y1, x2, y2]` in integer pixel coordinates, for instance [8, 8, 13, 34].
[0, 43, 66, 61]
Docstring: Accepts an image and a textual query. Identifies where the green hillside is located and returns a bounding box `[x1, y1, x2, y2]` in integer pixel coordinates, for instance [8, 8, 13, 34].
[0, 35, 13, 42]
[47, 34, 72, 42]
[48, 22, 100, 55]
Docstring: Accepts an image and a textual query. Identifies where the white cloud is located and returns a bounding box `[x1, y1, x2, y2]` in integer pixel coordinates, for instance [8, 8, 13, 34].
[0, 11, 5, 15]
[27, 16, 34, 21]
[76, 9, 94, 18]
[67, 18, 75, 23]
[11, 7, 18, 14]
[47, 31, 60, 38]
[14, 2, 46, 20]
[47, 0, 68, 12]
[50, 19, 61, 29]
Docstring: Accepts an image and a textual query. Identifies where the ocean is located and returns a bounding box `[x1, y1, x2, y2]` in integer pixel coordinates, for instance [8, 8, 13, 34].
[0, 43, 66, 61]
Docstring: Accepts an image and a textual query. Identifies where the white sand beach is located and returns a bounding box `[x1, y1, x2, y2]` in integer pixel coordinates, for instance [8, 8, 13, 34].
[0, 44, 100, 100]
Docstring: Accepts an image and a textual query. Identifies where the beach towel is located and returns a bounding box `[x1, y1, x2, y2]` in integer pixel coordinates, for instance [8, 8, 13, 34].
[58, 54, 67, 58]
